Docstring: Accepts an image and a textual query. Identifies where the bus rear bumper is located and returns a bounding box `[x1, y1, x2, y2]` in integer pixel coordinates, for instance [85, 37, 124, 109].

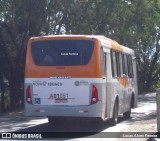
[25, 102, 104, 119]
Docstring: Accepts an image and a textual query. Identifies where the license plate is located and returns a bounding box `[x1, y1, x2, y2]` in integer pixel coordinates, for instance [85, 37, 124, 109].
[54, 93, 68, 103]
[55, 99, 68, 103]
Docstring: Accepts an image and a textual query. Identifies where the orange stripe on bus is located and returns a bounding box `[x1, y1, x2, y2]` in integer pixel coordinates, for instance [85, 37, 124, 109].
[117, 77, 129, 88]
[110, 41, 124, 52]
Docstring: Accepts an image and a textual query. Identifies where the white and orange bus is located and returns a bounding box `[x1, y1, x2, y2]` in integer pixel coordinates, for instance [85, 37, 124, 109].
[24, 35, 138, 125]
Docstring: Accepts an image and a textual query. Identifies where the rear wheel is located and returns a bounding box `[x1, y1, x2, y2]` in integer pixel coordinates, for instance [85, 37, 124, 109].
[123, 108, 131, 119]
[110, 102, 118, 126]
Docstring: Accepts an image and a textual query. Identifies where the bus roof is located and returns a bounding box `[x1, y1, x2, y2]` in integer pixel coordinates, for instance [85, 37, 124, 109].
[30, 35, 135, 55]
[94, 35, 135, 55]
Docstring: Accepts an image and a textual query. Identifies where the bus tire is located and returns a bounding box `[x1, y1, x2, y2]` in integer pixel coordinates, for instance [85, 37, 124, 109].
[110, 102, 118, 126]
[123, 108, 131, 119]
[48, 116, 54, 125]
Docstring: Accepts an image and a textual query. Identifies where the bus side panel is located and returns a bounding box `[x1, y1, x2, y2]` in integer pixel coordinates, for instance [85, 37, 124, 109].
[109, 79, 135, 118]
[110, 81, 124, 116]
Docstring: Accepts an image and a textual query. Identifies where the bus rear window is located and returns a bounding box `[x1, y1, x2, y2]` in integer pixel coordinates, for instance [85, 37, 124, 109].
[31, 40, 94, 66]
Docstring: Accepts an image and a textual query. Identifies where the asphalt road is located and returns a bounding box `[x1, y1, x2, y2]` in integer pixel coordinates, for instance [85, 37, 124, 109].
[0, 93, 158, 140]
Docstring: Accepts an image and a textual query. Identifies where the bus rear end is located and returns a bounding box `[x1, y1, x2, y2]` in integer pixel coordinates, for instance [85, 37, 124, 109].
[24, 35, 104, 121]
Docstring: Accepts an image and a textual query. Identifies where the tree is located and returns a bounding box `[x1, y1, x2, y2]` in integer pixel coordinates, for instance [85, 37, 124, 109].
[129, 0, 160, 93]
[0, 0, 48, 110]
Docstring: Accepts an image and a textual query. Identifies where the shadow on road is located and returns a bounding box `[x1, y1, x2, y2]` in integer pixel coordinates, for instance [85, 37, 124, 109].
[16, 118, 117, 132]
[14, 117, 126, 139]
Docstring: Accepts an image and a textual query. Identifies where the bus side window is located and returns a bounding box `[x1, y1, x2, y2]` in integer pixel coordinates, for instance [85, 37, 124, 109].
[128, 55, 133, 78]
[101, 48, 107, 77]
[124, 54, 128, 76]
[116, 52, 121, 77]
[103, 53, 107, 76]
[122, 54, 126, 76]
[119, 53, 123, 77]
[111, 50, 117, 78]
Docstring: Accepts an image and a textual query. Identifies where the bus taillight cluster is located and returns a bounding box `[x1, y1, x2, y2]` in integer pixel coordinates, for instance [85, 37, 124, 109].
[91, 85, 99, 104]
[26, 86, 32, 104]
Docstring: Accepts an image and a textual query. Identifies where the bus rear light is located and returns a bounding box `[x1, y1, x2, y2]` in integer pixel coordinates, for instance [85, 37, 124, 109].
[83, 110, 89, 113]
[91, 85, 99, 104]
[26, 86, 32, 104]
[78, 110, 89, 113]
